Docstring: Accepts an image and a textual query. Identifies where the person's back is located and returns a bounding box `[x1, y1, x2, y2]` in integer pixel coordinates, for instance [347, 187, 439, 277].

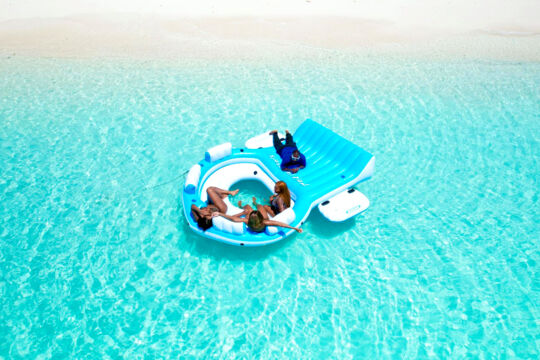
[269, 130, 306, 173]
[267, 180, 291, 216]
[279, 148, 306, 172]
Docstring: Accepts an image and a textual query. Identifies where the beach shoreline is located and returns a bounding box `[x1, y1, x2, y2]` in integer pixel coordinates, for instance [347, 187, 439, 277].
[1, 1, 539, 62]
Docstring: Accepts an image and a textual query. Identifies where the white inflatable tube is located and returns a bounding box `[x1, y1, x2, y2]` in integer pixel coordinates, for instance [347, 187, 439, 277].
[245, 131, 285, 149]
[205, 142, 232, 162]
[184, 164, 201, 194]
[213, 216, 245, 235]
[266, 207, 296, 235]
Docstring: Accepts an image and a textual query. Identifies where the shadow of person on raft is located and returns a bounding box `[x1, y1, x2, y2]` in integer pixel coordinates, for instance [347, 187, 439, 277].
[304, 208, 356, 238]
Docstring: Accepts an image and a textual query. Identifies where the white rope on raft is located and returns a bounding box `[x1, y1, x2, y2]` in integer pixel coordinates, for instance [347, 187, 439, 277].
[95, 168, 190, 204]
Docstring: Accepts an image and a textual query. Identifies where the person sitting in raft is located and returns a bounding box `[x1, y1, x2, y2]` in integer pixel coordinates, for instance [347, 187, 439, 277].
[269, 130, 306, 174]
[263, 180, 291, 217]
[191, 186, 239, 231]
[213, 197, 302, 234]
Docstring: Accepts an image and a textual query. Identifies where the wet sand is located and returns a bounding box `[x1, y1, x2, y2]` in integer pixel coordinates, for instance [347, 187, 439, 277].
[0, 1, 539, 61]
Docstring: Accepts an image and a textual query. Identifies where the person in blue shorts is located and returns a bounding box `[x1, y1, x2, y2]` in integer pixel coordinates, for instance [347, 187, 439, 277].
[269, 130, 306, 174]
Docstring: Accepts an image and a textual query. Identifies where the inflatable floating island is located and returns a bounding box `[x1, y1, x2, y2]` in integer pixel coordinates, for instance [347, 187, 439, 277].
[182, 119, 375, 246]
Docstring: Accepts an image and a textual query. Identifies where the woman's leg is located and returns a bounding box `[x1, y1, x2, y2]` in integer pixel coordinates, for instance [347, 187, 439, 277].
[209, 186, 239, 198]
[253, 198, 270, 220]
[263, 205, 275, 218]
[284, 131, 297, 147]
[271, 131, 285, 154]
[207, 186, 238, 213]
[234, 201, 252, 217]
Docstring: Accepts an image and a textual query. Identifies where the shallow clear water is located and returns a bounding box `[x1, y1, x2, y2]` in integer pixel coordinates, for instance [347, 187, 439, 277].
[0, 57, 538, 358]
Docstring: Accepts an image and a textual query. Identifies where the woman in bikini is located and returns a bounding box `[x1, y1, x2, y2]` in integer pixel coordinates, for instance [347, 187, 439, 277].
[190, 186, 239, 230]
[264, 180, 291, 217]
[213, 196, 302, 234]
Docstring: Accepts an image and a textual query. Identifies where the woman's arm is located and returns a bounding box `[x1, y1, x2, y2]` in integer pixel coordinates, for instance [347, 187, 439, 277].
[213, 212, 247, 223]
[264, 219, 303, 233]
[191, 204, 202, 221]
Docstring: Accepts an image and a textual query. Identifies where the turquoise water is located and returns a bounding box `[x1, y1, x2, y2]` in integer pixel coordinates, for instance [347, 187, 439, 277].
[0, 57, 538, 358]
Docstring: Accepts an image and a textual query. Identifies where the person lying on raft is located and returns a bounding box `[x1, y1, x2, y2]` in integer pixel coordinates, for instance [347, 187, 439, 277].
[263, 180, 291, 217]
[191, 186, 239, 231]
[213, 197, 302, 233]
[269, 130, 306, 174]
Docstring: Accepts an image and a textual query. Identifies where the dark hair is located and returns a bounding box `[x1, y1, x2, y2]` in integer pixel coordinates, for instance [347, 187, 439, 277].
[197, 216, 212, 231]
[247, 210, 264, 230]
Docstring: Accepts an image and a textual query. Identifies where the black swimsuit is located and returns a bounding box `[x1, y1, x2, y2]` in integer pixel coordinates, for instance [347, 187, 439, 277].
[271, 196, 282, 215]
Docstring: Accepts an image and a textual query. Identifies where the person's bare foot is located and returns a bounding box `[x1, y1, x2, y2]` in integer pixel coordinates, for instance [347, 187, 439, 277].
[269, 130, 278, 135]
[230, 189, 239, 196]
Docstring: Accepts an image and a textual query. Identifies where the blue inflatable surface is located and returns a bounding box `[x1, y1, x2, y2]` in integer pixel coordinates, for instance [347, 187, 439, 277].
[182, 119, 375, 246]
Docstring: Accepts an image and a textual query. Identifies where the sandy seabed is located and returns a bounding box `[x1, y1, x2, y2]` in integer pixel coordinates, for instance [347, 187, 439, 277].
[0, 0, 539, 61]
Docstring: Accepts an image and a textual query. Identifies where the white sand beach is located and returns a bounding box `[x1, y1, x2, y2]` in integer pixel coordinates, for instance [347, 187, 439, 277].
[1, 0, 539, 60]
